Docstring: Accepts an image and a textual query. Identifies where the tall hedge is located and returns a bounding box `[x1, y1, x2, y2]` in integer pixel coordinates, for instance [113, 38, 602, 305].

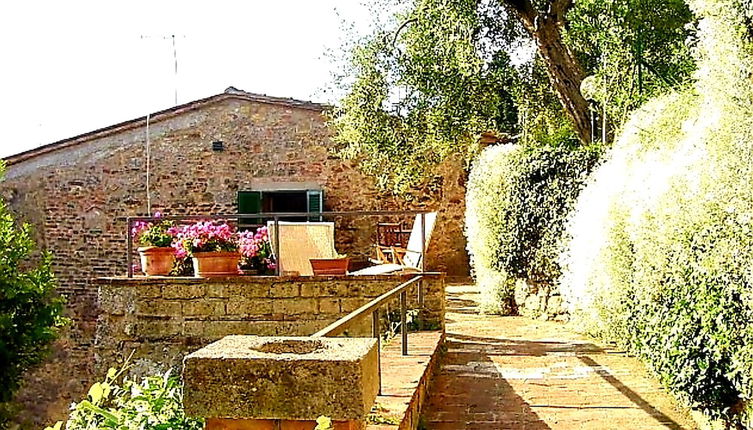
[465, 144, 600, 314]
[559, 0, 753, 423]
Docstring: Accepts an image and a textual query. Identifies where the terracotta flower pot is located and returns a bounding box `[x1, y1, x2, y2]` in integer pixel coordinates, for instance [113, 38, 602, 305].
[192, 251, 241, 277]
[309, 258, 350, 276]
[138, 246, 176, 276]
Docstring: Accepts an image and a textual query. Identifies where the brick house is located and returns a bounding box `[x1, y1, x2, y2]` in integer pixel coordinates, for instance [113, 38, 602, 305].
[1, 87, 468, 423]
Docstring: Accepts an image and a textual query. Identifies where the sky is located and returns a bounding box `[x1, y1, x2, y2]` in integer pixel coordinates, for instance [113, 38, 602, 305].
[0, 1, 379, 158]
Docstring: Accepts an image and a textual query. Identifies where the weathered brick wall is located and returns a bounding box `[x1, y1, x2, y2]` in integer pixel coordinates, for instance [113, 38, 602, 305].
[96, 274, 445, 371]
[1, 94, 466, 426]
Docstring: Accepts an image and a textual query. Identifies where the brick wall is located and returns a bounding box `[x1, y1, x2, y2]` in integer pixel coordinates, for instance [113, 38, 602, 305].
[2, 94, 466, 426]
[96, 274, 445, 371]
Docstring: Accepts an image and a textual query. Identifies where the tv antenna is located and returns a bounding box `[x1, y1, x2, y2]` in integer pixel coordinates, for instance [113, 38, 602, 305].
[140, 34, 185, 105]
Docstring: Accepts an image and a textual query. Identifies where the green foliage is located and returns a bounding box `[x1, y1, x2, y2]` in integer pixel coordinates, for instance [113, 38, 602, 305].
[54, 368, 202, 430]
[565, 0, 696, 125]
[0, 162, 65, 419]
[465, 143, 600, 314]
[560, 0, 753, 422]
[331, 0, 694, 193]
[133, 220, 173, 248]
[330, 0, 520, 194]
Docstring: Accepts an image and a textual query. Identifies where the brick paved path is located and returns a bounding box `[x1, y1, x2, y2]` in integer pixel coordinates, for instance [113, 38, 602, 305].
[423, 284, 696, 429]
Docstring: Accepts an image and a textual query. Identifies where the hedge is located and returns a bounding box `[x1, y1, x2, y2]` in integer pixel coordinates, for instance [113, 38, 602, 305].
[559, 0, 753, 423]
[465, 143, 600, 314]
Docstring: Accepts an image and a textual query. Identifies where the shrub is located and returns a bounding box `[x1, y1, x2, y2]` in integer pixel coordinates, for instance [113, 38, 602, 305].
[0, 163, 65, 423]
[559, 0, 753, 422]
[52, 368, 203, 430]
[465, 143, 600, 314]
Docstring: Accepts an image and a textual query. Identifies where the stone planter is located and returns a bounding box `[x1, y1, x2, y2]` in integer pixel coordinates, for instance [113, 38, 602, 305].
[310, 257, 350, 276]
[192, 251, 240, 277]
[184, 336, 379, 422]
[138, 246, 175, 276]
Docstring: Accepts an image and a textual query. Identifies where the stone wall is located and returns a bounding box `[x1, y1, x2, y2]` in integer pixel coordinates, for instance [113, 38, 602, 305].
[1, 91, 465, 426]
[96, 274, 445, 371]
[513, 279, 567, 322]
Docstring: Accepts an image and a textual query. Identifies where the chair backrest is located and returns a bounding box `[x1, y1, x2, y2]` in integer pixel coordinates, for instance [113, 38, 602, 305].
[267, 221, 337, 276]
[403, 212, 437, 269]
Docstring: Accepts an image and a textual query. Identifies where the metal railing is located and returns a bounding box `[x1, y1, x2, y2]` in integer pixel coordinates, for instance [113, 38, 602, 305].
[312, 275, 424, 394]
[125, 210, 431, 278]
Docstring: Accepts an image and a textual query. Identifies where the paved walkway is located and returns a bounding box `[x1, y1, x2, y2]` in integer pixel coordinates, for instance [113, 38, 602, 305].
[423, 284, 696, 429]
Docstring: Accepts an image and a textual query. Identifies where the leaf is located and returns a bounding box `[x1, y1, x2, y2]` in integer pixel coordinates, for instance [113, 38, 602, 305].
[88, 382, 104, 404]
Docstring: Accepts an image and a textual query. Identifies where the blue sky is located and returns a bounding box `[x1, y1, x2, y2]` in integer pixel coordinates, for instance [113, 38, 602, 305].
[0, 1, 381, 158]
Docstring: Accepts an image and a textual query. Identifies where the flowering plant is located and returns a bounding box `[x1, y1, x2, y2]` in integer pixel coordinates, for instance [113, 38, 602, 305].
[131, 212, 173, 248]
[168, 221, 238, 257]
[238, 226, 276, 274]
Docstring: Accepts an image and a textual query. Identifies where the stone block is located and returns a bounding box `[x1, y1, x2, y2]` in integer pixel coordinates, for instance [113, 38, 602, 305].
[183, 300, 226, 316]
[275, 299, 317, 316]
[184, 336, 379, 421]
[340, 298, 366, 313]
[137, 299, 182, 316]
[269, 282, 300, 298]
[227, 299, 274, 316]
[162, 284, 205, 299]
[317, 298, 341, 314]
[226, 283, 270, 298]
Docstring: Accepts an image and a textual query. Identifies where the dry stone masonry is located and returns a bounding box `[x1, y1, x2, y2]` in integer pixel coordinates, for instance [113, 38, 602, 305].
[96, 274, 445, 372]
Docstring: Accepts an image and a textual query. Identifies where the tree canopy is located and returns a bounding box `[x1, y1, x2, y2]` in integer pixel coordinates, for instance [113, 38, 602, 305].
[331, 0, 695, 193]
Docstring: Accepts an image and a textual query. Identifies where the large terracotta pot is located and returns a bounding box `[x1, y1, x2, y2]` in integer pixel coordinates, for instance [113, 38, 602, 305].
[309, 258, 350, 276]
[138, 246, 176, 276]
[192, 251, 241, 277]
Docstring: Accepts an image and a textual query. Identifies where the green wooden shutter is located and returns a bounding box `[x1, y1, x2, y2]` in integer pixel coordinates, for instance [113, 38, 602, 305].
[306, 190, 323, 221]
[238, 191, 262, 227]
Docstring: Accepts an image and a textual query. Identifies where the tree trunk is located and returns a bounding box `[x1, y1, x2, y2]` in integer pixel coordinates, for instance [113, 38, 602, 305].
[533, 19, 592, 144]
[505, 0, 593, 144]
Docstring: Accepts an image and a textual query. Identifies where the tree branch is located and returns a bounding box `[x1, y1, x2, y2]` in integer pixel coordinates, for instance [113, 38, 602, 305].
[501, 0, 538, 31]
[550, 0, 574, 23]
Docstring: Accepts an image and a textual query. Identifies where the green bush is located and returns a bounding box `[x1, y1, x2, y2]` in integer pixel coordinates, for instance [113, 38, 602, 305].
[465, 143, 600, 314]
[51, 368, 202, 430]
[560, 0, 753, 423]
[0, 162, 65, 423]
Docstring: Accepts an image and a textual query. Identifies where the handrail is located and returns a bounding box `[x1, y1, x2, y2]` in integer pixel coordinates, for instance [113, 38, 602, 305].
[312, 275, 423, 337]
[123, 210, 432, 222]
[311, 274, 425, 395]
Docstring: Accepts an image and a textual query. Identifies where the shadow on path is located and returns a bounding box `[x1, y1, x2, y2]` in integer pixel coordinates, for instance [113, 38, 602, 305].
[422, 285, 691, 429]
[423, 336, 552, 429]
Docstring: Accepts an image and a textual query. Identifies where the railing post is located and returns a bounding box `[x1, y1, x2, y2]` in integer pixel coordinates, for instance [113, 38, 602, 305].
[400, 290, 408, 356]
[372, 309, 382, 395]
[420, 212, 426, 272]
[274, 216, 280, 276]
[127, 218, 133, 278]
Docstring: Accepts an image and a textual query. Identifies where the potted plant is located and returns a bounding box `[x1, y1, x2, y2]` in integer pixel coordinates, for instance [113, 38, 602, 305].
[170, 221, 240, 277]
[310, 254, 350, 276]
[131, 213, 175, 276]
[238, 226, 277, 275]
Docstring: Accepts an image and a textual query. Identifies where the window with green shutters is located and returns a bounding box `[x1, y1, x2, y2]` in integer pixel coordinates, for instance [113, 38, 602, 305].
[238, 191, 262, 227]
[237, 189, 324, 225]
[306, 190, 323, 221]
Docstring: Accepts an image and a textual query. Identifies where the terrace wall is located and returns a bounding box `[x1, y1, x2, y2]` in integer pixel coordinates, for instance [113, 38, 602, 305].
[95, 274, 445, 371]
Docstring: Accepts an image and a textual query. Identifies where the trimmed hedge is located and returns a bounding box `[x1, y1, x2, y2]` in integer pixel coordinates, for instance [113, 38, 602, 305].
[560, 0, 753, 423]
[465, 144, 600, 314]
